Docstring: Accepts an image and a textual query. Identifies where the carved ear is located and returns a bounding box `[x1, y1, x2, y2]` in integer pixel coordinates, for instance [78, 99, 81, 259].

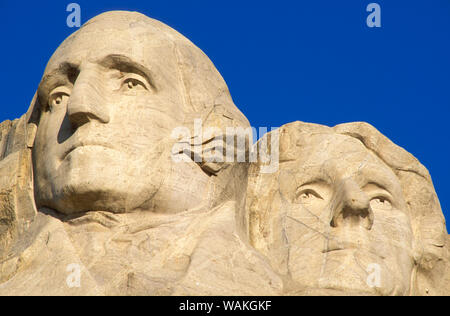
[0, 93, 40, 159]
[25, 92, 41, 149]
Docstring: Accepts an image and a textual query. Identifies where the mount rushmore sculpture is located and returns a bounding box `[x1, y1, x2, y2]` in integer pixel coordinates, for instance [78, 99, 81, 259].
[0, 11, 448, 296]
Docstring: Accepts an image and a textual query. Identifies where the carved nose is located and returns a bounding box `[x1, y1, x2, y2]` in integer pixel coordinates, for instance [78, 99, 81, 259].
[67, 69, 110, 129]
[330, 179, 374, 230]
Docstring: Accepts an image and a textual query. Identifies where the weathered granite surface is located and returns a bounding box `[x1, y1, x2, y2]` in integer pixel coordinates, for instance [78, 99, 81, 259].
[0, 11, 448, 296]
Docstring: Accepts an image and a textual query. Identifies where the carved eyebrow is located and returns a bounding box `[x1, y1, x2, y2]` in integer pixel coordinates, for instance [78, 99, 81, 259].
[41, 62, 79, 86]
[296, 178, 331, 193]
[298, 179, 330, 188]
[98, 54, 156, 91]
[38, 62, 79, 105]
[357, 162, 401, 195]
[363, 182, 395, 200]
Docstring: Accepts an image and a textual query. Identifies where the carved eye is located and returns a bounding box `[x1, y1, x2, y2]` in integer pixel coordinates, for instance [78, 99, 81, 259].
[122, 77, 147, 92]
[47, 87, 71, 111]
[296, 189, 323, 204]
[370, 197, 393, 211]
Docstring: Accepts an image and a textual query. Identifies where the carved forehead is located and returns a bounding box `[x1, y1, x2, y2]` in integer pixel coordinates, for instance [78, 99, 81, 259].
[295, 133, 374, 162]
[44, 11, 190, 75]
[279, 123, 365, 162]
[280, 130, 400, 188]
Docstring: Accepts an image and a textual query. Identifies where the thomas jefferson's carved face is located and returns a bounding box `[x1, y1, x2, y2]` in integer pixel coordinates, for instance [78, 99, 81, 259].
[33, 18, 187, 214]
[257, 133, 416, 295]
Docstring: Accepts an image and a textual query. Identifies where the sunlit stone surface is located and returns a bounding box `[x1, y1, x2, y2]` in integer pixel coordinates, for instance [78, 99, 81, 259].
[0, 11, 448, 296]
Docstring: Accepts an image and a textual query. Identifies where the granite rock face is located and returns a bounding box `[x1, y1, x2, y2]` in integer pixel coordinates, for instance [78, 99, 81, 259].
[0, 11, 448, 296]
[246, 122, 449, 296]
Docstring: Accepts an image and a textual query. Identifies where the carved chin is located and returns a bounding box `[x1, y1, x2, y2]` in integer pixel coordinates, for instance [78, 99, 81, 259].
[40, 179, 159, 215]
[288, 248, 411, 296]
[37, 164, 161, 215]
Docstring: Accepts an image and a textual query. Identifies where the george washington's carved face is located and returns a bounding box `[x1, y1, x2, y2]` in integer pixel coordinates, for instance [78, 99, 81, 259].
[250, 130, 416, 295]
[33, 14, 190, 215]
[33, 12, 251, 216]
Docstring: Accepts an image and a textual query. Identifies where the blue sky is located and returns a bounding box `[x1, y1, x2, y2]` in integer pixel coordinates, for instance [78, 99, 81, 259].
[0, 0, 449, 230]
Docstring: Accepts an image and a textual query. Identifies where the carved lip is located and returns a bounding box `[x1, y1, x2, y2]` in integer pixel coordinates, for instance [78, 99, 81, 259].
[323, 247, 353, 254]
[62, 142, 117, 159]
[323, 244, 385, 259]
[323, 241, 364, 253]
